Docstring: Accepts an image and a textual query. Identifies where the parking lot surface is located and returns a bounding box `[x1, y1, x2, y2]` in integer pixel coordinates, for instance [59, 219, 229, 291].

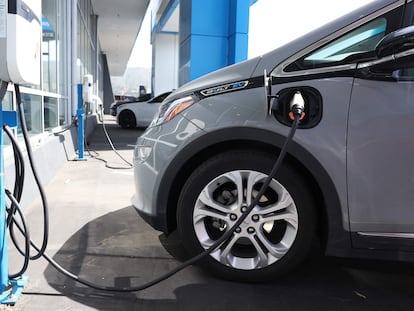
[6, 116, 414, 310]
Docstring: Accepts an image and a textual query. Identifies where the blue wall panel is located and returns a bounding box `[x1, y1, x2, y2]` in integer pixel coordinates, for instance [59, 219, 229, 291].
[229, 0, 250, 34]
[229, 32, 249, 64]
[228, 0, 249, 65]
[191, 1, 229, 37]
[179, 0, 250, 85]
[190, 35, 228, 80]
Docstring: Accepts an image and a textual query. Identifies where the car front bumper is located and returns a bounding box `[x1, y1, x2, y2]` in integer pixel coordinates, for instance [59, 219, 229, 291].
[131, 116, 206, 232]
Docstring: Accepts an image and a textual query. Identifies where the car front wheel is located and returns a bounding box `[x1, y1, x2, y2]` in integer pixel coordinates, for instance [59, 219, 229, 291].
[177, 150, 316, 282]
[118, 110, 136, 128]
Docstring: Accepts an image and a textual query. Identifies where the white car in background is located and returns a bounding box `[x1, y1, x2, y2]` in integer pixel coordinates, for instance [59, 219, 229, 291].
[116, 92, 171, 128]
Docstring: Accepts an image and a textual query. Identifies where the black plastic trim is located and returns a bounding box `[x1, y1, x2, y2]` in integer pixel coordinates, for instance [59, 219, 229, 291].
[349, 233, 414, 261]
[8, 0, 17, 14]
[195, 76, 264, 100]
[271, 69, 357, 84]
[194, 69, 356, 103]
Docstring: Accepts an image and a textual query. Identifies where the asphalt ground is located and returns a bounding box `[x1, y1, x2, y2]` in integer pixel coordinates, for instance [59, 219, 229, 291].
[4, 116, 414, 310]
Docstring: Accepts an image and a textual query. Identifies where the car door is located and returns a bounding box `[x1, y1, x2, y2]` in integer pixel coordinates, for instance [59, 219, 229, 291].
[347, 72, 414, 232]
[347, 6, 414, 250]
[272, 1, 411, 253]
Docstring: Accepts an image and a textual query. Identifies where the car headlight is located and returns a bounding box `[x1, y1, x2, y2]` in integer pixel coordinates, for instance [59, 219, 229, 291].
[151, 95, 198, 126]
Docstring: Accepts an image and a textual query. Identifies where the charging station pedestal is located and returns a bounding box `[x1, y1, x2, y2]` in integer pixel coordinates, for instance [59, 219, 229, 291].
[77, 84, 87, 161]
[0, 0, 42, 304]
[0, 101, 28, 304]
[0, 101, 6, 297]
[76, 75, 93, 161]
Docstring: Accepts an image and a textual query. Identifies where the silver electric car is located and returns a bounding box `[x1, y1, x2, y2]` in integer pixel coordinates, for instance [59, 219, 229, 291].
[132, 0, 414, 281]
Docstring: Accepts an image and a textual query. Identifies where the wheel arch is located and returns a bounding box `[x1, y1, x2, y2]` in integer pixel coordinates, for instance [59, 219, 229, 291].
[156, 126, 351, 254]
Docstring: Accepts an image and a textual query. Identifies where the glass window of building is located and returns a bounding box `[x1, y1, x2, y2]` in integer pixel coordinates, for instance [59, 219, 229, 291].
[44, 96, 58, 130]
[77, 0, 98, 114]
[42, 0, 69, 130]
[77, 0, 96, 80]
[18, 93, 42, 136]
[59, 98, 68, 126]
[2, 91, 13, 111]
[42, 4, 58, 93]
[2, 91, 13, 145]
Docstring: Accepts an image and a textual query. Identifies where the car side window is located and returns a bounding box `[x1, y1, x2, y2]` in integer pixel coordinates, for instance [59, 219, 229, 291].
[285, 18, 386, 72]
[285, 6, 404, 72]
[306, 19, 386, 64]
[393, 68, 414, 80]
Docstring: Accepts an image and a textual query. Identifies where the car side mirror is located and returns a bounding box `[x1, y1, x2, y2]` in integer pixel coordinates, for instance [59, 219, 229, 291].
[375, 25, 414, 58]
[357, 26, 414, 77]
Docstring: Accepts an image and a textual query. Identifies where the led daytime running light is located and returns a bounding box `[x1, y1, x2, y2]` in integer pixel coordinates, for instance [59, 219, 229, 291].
[165, 98, 194, 122]
[154, 95, 196, 126]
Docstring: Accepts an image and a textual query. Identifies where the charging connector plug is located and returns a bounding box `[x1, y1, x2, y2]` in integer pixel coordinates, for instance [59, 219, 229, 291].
[288, 91, 306, 121]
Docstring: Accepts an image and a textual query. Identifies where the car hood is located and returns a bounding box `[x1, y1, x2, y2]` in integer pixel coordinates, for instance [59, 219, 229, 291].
[165, 0, 397, 101]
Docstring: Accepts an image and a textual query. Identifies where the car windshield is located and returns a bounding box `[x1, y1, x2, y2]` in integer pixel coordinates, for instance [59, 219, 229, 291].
[148, 92, 171, 103]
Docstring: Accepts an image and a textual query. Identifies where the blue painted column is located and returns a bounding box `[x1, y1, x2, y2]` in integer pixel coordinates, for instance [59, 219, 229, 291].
[0, 102, 7, 295]
[229, 0, 250, 64]
[77, 84, 86, 161]
[179, 0, 250, 85]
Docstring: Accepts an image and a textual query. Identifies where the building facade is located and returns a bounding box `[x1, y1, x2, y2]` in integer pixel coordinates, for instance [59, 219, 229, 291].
[2, 0, 112, 207]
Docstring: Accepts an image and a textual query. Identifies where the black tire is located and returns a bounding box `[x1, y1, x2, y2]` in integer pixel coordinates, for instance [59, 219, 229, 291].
[118, 110, 136, 128]
[177, 150, 316, 282]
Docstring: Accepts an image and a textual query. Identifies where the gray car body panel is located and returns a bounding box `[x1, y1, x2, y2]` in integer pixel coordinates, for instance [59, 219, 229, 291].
[132, 0, 414, 260]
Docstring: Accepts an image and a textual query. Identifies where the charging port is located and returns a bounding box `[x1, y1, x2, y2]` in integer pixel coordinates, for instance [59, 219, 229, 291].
[272, 86, 323, 129]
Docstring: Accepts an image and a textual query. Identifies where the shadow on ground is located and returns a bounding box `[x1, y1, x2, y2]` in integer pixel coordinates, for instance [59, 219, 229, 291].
[27, 206, 414, 311]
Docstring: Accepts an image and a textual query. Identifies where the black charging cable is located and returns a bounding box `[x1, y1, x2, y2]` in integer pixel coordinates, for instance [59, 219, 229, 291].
[5, 83, 303, 292]
[82, 97, 133, 170]
[5, 189, 30, 279]
[99, 111, 133, 168]
[14, 84, 49, 261]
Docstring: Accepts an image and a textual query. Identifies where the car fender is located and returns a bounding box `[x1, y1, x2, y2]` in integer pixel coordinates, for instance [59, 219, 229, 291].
[155, 126, 351, 255]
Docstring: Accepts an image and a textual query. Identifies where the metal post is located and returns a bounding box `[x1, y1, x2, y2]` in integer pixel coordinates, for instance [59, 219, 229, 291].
[77, 84, 87, 161]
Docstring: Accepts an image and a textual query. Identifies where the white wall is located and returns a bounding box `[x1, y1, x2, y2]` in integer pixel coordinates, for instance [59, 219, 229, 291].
[248, 0, 375, 58]
[153, 33, 179, 95]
